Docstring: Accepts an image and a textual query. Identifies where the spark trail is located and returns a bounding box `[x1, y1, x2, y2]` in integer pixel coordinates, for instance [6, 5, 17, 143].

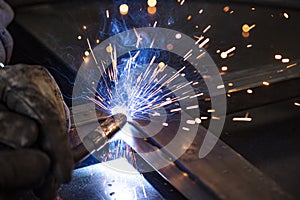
[84, 35, 204, 122]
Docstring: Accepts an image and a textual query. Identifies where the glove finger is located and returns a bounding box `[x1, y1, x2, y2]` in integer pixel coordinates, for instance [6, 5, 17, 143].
[34, 175, 60, 200]
[0, 35, 5, 64]
[0, 27, 13, 64]
[0, 103, 8, 111]
[0, 0, 14, 27]
[0, 111, 38, 148]
[0, 192, 10, 200]
[0, 149, 50, 190]
[0, 65, 74, 183]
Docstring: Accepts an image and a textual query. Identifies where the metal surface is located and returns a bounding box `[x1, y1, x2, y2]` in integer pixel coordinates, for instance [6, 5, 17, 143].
[222, 97, 300, 197]
[58, 158, 164, 200]
[122, 119, 291, 200]
[69, 104, 291, 200]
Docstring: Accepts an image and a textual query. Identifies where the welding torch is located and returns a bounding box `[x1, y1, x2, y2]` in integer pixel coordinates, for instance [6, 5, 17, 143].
[71, 113, 127, 163]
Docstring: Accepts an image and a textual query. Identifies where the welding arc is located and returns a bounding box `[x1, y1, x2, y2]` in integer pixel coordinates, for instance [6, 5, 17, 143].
[71, 113, 127, 163]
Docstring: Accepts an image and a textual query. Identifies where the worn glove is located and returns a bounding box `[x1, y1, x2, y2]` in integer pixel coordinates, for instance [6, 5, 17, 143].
[0, 64, 74, 199]
[0, 0, 14, 64]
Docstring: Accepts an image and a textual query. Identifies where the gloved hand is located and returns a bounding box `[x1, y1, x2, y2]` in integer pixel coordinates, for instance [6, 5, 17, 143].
[0, 64, 74, 199]
[0, 0, 14, 64]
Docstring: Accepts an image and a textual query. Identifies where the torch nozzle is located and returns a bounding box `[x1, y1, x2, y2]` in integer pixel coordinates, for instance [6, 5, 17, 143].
[72, 113, 127, 163]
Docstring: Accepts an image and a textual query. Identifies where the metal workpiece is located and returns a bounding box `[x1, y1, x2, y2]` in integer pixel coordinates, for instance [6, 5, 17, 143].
[58, 158, 164, 200]
[72, 113, 127, 163]
[122, 122, 217, 200]
[68, 105, 291, 199]
[124, 119, 291, 200]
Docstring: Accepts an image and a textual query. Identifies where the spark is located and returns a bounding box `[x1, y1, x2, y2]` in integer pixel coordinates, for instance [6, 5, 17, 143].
[223, 6, 230, 13]
[275, 54, 282, 60]
[242, 31, 250, 38]
[277, 69, 284, 73]
[158, 62, 165, 68]
[286, 63, 297, 69]
[282, 58, 290, 63]
[207, 109, 215, 113]
[187, 15, 192, 21]
[294, 102, 300, 107]
[242, 24, 256, 33]
[233, 112, 252, 122]
[247, 89, 253, 94]
[77, 35, 82, 40]
[232, 117, 252, 122]
[203, 25, 211, 34]
[175, 33, 182, 39]
[220, 46, 236, 59]
[183, 49, 193, 60]
[182, 127, 190, 131]
[263, 81, 270, 86]
[120, 4, 129, 15]
[246, 44, 252, 48]
[147, 0, 157, 7]
[87, 38, 99, 66]
[195, 118, 201, 124]
[162, 122, 169, 126]
[212, 116, 220, 120]
[283, 12, 289, 19]
[217, 84, 225, 89]
[199, 9, 203, 14]
[182, 172, 188, 177]
[221, 66, 228, 71]
[84, 51, 90, 56]
[186, 120, 196, 125]
[133, 28, 143, 48]
[186, 105, 199, 110]
[170, 108, 182, 113]
[228, 82, 234, 87]
[189, 93, 203, 99]
[106, 45, 112, 53]
[198, 38, 210, 48]
[106, 10, 110, 18]
[167, 44, 173, 50]
[195, 36, 204, 45]
[148, 6, 157, 15]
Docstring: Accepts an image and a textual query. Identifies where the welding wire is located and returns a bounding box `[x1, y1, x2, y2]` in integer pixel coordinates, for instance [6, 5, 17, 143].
[72, 113, 127, 163]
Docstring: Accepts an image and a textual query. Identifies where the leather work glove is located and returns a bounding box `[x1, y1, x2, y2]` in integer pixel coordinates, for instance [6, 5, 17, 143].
[0, 0, 14, 65]
[0, 64, 74, 199]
